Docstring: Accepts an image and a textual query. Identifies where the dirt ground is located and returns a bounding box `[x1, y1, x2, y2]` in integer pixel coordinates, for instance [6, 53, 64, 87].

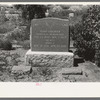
[0, 48, 100, 82]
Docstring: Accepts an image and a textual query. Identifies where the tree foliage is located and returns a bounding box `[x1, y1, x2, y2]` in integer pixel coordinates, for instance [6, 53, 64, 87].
[71, 5, 100, 61]
[14, 5, 47, 21]
[0, 8, 8, 25]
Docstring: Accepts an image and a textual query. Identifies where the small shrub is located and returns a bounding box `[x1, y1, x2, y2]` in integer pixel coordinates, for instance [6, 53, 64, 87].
[0, 21, 16, 33]
[0, 39, 12, 50]
[6, 26, 30, 41]
[3, 40, 12, 50]
[19, 40, 30, 49]
[0, 39, 3, 48]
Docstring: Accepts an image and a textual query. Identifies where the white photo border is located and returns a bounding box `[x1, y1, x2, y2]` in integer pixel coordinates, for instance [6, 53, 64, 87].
[0, 2, 100, 98]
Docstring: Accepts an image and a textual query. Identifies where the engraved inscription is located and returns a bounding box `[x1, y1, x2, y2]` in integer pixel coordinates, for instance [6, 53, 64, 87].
[33, 30, 67, 48]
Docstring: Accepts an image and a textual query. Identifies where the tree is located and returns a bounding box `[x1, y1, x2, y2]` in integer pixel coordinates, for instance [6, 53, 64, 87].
[71, 5, 100, 61]
[13, 5, 47, 40]
[14, 5, 47, 21]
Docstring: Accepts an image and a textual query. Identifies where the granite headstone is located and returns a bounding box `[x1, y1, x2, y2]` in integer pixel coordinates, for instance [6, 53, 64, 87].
[30, 18, 69, 52]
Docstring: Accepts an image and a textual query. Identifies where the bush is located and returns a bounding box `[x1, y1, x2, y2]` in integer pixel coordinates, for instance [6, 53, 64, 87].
[0, 39, 12, 50]
[71, 5, 100, 61]
[18, 40, 30, 49]
[2, 40, 12, 50]
[0, 21, 16, 33]
[5, 26, 30, 41]
[0, 39, 3, 48]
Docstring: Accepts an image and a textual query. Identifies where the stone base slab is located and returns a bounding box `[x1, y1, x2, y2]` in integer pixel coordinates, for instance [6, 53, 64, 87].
[25, 49, 74, 67]
[11, 65, 32, 75]
[61, 67, 83, 75]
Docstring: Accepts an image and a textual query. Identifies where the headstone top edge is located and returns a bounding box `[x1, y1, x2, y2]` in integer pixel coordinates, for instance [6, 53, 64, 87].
[31, 17, 69, 22]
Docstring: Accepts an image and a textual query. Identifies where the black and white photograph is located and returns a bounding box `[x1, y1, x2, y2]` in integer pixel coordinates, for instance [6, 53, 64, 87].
[0, 3, 100, 82]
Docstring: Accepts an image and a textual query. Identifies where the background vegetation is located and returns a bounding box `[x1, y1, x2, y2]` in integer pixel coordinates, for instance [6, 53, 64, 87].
[71, 5, 100, 61]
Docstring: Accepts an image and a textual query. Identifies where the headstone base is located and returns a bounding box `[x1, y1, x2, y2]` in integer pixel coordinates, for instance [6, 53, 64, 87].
[11, 65, 32, 75]
[25, 49, 74, 67]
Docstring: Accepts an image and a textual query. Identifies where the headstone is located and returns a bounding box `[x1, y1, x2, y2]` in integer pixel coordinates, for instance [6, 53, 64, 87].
[25, 17, 74, 67]
[31, 18, 69, 52]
